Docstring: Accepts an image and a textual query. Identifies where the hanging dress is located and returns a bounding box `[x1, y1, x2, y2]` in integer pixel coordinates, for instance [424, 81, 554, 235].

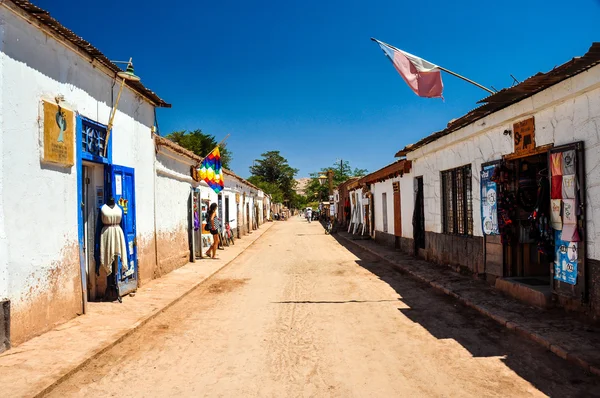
[99, 204, 128, 275]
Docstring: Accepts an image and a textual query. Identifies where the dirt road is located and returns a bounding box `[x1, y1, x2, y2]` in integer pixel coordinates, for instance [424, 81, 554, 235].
[47, 217, 600, 397]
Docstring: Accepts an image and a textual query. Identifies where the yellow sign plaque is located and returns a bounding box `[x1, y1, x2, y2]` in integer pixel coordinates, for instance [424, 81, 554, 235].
[43, 101, 74, 166]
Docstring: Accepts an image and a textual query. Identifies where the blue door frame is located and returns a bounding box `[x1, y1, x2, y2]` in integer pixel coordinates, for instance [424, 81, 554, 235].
[106, 165, 138, 296]
[77, 115, 138, 299]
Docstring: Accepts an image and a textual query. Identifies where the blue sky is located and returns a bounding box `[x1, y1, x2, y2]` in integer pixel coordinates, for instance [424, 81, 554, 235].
[36, 0, 599, 178]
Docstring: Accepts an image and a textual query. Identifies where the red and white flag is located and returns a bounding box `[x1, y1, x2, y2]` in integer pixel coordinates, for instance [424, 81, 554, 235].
[374, 39, 444, 98]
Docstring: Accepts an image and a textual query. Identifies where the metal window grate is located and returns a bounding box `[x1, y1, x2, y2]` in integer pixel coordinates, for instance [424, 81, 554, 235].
[81, 120, 107, 158]
[465, 165, 473, 235]
[441, 170, 454, 234]
[441, 164, 472, 236]
[456, 167, 465, 234]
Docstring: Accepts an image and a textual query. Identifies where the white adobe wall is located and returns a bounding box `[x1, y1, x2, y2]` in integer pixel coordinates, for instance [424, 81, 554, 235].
[153, 148, 199, 279]
[405, 63, 600, 259]
[371, 180, 395, 234]
[399, 174, 414, 239]
[0, 6, 156, 344]
[0, 14, 7, 302]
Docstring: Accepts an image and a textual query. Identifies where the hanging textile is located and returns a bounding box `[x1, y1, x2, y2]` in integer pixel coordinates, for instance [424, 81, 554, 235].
[550, 199, 562, 230]
[562, 175, 576, 199]
[198, 147, 224, 194]
[480, 165, 499, 235]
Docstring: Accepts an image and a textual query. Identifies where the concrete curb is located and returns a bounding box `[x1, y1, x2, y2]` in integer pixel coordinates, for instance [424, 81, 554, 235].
[338, 233, 597, 376]
[34, 223, 276, 398]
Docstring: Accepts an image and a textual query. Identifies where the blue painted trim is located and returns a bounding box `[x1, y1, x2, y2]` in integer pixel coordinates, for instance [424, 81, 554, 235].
[76, 114, 113, 304]
[76, 115, 84, 248]
[79, 116, 112, 164]
[76, 114, 87, 310]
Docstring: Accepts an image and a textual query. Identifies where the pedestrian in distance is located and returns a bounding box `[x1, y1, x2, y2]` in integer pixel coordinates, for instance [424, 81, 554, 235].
[306, 208, 312, 223]
[205, 203, 220, 259]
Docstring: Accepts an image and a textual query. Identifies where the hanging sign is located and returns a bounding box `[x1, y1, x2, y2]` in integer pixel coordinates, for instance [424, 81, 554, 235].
[513, 117, 536, 155]
[42, 101, 74, 166]
[480, 165, 499, 235]
[554, 231, 578, 285]
[115, 175, 123, 196]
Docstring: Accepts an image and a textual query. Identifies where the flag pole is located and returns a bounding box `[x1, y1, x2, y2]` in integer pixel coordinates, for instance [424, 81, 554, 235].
[195, 134, 231, 168]
[216, 133, 230, 148]
[371, 38, 496, 95]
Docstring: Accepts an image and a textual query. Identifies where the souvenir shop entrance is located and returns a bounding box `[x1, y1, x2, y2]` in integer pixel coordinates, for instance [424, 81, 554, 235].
[496, 152, 552, 282]
[484, 142, 586, 303]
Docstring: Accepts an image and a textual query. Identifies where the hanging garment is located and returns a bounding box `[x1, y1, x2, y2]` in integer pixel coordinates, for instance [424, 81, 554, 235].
[561, 198, 580, 242]
[562, 150, 576, 175]
[551, 176, 563, 199]
[99, 204, 128, 276]
[550, 199, 562, 230]
[551, 153, 563, 176]
[562, 175, 576, 199]
[562, 199, 576, 224]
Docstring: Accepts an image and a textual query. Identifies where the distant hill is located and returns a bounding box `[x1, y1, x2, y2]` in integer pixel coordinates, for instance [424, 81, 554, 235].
[295, 178, 311, 196]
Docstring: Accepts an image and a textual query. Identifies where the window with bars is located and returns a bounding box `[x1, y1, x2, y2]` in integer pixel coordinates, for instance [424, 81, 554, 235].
[441, 165, 473, 236]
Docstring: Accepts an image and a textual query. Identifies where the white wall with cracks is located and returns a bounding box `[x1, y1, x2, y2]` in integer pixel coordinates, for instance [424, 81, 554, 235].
[402, 63, 600, 259]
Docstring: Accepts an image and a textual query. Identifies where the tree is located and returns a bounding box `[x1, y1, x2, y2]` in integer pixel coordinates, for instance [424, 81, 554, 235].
[247, 176, 285, 204]
[165, 129, 232, 168]
[249, 151, 299, 204]
[305, 161, 368, 201]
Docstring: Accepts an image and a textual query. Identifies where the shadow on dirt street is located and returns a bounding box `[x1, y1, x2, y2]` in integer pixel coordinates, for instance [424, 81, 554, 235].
[333, 234, 600, 397]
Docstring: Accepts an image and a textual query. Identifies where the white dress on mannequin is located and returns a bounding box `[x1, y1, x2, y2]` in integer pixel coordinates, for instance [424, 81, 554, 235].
[99, 204, 128, 275]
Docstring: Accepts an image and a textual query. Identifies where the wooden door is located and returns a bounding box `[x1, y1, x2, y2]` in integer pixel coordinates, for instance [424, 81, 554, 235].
[393, 182, 402, 236]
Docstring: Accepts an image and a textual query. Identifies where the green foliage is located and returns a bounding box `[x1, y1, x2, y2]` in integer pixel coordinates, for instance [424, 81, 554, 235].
[165, 129, 232, 169]
[289, 192, 308, 210]
[249, 151, 299, 204]
[305, 160, 368, 200]
[247, 176, 285, 203]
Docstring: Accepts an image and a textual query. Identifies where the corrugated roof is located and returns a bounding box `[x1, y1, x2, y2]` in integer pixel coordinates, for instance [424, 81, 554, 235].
[395, 42, 600, 157]
[7, 0, 170, 108]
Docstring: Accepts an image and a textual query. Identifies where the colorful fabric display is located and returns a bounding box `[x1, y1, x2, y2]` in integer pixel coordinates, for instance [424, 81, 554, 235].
[562, 174, 576, 199]
[562, 150, 576, 175]
[550, 199, 562, 230]
[551, 175, 563, 199]
[551, 152, 563, 176]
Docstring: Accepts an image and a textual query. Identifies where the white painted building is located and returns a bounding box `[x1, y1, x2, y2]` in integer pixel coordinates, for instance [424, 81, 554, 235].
[394, 43, 600, 314]
[344, 161, 411, 249]
[0, 1, 170, 347]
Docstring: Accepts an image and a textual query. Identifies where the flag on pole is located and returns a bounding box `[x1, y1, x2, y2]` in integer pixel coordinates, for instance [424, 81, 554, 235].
[198, 147, 224, 194]
[374, 39, 444, 98]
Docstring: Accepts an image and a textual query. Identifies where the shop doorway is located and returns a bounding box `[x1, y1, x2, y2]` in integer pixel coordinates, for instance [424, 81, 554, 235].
[236, 203, 241, 238]
[81, 163, 105, 300]
[225, 196, 230, 224]
[246, 203, 250, 233]
[393, 182, 402, 248]
[106, 165, 138, 296]
[498, 153, 552, 282]
[414, 177, 425, 253]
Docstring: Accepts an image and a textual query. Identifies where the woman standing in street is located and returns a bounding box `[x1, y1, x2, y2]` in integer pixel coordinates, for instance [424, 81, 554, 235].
[205, 203, 220, 259]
